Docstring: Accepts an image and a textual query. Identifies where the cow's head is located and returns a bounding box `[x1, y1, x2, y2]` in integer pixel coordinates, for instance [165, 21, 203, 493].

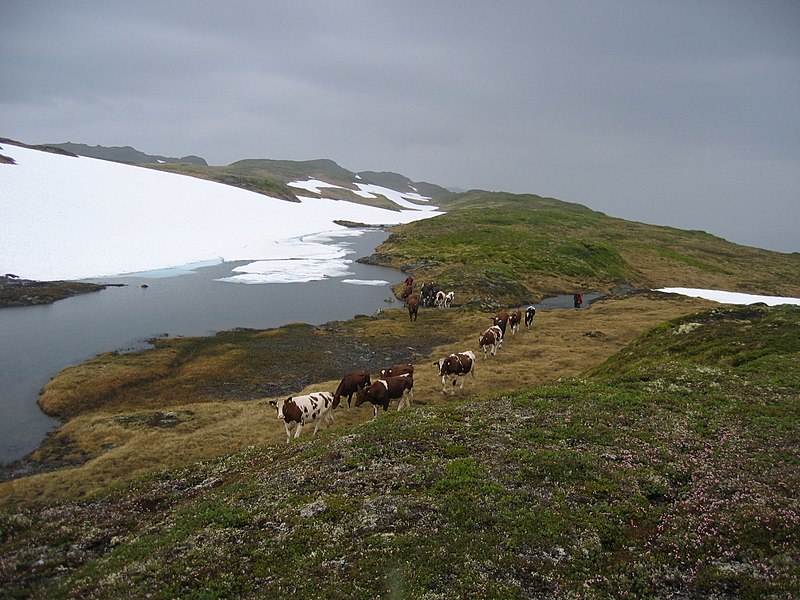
[268, 397, 290, 419]
[434, 358, 446, 376]
[354, 386, 369, 407]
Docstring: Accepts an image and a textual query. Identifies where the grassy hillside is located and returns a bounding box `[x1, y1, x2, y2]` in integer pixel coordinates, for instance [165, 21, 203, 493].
[2, 302, 797, 598]
[369, 191, 800, 305]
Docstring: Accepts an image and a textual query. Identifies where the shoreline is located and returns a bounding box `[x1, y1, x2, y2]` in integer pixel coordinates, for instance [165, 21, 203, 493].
[0, 275, 106, 308]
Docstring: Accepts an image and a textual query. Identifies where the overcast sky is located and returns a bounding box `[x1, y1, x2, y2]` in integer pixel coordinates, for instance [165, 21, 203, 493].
[2, 1, 798, 253]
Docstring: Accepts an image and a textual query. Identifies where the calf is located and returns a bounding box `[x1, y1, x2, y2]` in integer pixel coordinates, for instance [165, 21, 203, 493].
[493, 310, 509, 339]
[444, 291, 454, 307]
[269, 392, 335, 443]
[355, 375, 414, 418]
[407, 293, 420, 321]
[434, 290, 446, 308]
[381, 363, 414, 378]
[525, 305, 536, 329]
[434, 350, 476, 395]
[479, 325, 504, 359]
[508, 310, 522, 335]
[333, 370, 371, 409]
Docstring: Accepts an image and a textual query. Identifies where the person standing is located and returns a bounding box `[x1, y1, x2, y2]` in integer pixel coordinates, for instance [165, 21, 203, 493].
[573, 292, 583, 308]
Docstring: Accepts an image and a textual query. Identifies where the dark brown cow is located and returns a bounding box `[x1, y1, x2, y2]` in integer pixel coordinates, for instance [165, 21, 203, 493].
[269, 392, 335, 443]
[434, 350, 476, 394]
[380, 363, 414, 379]
[333, 370, 371, 409]
[355, 375, 414, 418]
[407, 293, 420, 321]
[492, 310, 509, 338]
[401, 284, 413, 302]
[479, 325, 504, 358]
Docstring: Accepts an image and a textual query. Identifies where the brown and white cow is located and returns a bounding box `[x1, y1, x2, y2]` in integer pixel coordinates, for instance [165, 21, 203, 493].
[380, 363, 414, 379]
[355, 375, 414, 418]
[333, 370, 371, 409]
[444, 291, 454, 307]
[269, 392, 335, 443]
[434, 350, 476, 394]
[434, 290, 446, 308]
[508, 310, 522, 335]
[406, 293, 420, 321]
[479, 325, 504, 358]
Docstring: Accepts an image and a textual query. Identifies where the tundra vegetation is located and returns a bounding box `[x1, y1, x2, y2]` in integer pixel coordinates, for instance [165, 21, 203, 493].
[1, 187, 799, 598]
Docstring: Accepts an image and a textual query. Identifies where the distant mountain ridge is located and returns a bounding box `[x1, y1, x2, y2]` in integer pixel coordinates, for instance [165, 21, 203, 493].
[47, 142, 208, 166]
[43, 141, 453, 204]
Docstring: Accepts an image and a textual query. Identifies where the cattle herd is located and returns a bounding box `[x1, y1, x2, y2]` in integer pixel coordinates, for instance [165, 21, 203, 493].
[269, 282, 538, 443]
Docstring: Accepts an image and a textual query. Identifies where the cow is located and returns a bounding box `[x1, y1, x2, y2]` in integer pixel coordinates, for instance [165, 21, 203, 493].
[400, 284, 413, 302]
[508, 310, 522, 335]
[435, 290, 446, 308]
[333, 370, 371, 409]
[444, 291, 454, 307]
[525, 306, 536, 329]
[421, 282, 441, 307]
[380, 363, 414, 379]
[269, 392, 335, 443]
[434, 350, 476, 395]
[479, 325, 504, 358]
[493, 310, 509, 339]
[355, 375, 414, 418]
[407, 293, 420, 321]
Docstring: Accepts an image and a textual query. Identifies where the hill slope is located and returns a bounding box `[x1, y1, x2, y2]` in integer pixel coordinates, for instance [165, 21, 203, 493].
[366, 191, 800, 304]
[2, 303, 797, 598]
[46, 142, 208, 166]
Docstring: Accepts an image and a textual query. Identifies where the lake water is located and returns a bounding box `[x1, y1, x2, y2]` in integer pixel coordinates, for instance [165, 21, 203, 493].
[0, 230, 404, 464]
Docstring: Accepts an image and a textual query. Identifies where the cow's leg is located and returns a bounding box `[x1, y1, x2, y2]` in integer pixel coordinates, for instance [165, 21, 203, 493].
[372, 405, 378, 419]
[441, 375, 448, 394]
[313, 416, 323, 436]
[283, 422, 292, 444]
[294, 421, 305, 439]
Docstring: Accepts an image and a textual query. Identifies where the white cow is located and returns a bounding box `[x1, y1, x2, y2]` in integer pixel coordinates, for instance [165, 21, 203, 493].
[269, 392, 335, 443]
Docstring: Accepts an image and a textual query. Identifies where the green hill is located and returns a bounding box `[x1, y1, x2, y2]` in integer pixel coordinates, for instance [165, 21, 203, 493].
[150, 157, 453, 210]
[368, 191, 800, 304]
[2, 304, 797, 598]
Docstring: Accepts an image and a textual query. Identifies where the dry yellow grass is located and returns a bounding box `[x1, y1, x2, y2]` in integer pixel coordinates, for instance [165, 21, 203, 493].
[0, 294, 715, 508]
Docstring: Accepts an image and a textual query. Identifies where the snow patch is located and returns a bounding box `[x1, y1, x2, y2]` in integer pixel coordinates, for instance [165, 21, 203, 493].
[0, 145, 442, 281]
[657, 288, 800, 306]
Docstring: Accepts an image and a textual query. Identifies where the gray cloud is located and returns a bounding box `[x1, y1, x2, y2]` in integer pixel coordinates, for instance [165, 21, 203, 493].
[2, 0, 798, 252]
